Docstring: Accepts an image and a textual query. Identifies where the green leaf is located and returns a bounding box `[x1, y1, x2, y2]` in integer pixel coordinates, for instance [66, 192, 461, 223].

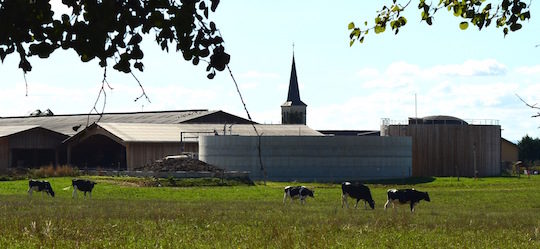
[459, 22, 469, 30]
[510, 23, 522, 31]
[374, 25, 386, 34]
[349, 40, 355, 47]
[348, 22, 355, 30]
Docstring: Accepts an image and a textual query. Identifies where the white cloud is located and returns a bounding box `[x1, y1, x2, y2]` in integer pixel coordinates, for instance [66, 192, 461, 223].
[427, 59, 507, 77]
[370, 59, 507, 81]
[515, 65, 540, 75]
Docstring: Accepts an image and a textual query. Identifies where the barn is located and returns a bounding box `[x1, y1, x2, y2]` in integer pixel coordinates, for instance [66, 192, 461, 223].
[0, 126, 68, 169]
[381, 115, 501, 177]
[0, 109, 260, 171]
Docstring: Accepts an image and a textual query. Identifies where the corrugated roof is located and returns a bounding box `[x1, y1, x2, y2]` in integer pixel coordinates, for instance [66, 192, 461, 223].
[83, 123, 323, 143]
[0, 110, 213, 136]
[0, 125, 40, 138]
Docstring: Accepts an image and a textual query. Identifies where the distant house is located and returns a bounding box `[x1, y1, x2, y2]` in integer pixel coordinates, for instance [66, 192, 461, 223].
[501, 138, 518, 171]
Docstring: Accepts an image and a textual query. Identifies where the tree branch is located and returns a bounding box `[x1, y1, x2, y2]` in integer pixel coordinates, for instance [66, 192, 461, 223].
[516, 94, 540, 118]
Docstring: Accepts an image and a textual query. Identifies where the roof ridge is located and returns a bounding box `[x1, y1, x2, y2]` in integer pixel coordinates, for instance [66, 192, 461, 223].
[0, 109, 210, 119]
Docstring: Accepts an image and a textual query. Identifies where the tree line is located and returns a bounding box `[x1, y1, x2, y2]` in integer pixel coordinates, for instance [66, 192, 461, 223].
[518, 135, 540, 165]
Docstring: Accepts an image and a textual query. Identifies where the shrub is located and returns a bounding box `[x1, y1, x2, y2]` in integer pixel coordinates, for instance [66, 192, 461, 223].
[29, 165, 79, 178]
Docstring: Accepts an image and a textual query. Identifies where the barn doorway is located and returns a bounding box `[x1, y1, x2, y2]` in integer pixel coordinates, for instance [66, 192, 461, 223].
[70, 134, 126, 170]
[11, 149, 56, 168]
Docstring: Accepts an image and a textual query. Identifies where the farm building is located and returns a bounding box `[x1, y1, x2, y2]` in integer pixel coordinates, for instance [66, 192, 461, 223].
[381, 116, 501, 177]
[0, 109, 272, 171]
[63, 122, 322, 171]
[501, 138, 519, 171]
[199, 135, 412, 182]
[0, 126, 68, 169]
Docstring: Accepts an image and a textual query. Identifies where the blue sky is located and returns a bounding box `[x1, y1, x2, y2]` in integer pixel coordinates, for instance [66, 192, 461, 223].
[1, 0, 539, 142]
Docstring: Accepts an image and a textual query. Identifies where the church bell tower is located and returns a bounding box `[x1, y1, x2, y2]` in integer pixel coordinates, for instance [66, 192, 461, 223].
[281, 55, 307, 125]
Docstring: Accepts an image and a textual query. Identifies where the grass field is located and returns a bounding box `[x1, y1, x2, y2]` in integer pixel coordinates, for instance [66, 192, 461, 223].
[0, 176, 539, 248]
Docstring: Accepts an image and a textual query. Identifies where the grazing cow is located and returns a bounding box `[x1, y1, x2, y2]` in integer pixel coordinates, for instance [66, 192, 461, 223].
[384, 188, 430, 212]
[283, 186, 314, 204]
[341, 182, 375, 209]
[28, 180, 55, 197]
[72, 179, 97, 198]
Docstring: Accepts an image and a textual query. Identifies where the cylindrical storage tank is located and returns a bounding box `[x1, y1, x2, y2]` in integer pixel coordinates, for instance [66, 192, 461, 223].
[199, 135, 412, 182]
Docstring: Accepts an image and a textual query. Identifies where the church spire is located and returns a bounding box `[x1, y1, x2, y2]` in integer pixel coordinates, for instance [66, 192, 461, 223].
[281, 52, 307, 125]
[285, 55, 306, 106]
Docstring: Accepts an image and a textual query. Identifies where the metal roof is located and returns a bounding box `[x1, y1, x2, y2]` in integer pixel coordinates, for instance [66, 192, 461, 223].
[71, 123, 324, 143]
[0, 110, 222, 136]
[0, 125, 40, 138]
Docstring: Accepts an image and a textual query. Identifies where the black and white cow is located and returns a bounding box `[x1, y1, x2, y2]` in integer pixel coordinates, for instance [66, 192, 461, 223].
[384, 188, 430, 212]
[72, 179, 97, 198]
[341, 182, 375, 209]
[283, 186, 314, 204]
[28, 179, 55, 197]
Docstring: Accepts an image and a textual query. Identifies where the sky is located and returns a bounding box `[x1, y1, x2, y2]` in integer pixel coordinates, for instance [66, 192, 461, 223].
[1, 0, 539, 142]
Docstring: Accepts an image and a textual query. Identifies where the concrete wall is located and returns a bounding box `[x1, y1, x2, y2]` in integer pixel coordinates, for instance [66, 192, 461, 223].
[199, 136, 412, 182]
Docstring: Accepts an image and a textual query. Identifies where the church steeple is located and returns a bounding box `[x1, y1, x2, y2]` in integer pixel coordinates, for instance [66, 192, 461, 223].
[285, 56, 307, 106]
[281, 54, 307, 125]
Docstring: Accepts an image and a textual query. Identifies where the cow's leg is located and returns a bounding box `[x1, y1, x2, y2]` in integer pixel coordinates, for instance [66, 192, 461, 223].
[283, 192, 288, 204]
[342, 194, 348, 208]
[72, 186, 78, 198]
[28, 187, 33, 196]
[410, 202, 415, 212]
[364, 200, 367, 210]
[88, 191, 92, 198]
[300, 196, 305, 205]
[84, 191, 87, 198]
[384, 199, 390, 210]
[354, 199, 360, 209]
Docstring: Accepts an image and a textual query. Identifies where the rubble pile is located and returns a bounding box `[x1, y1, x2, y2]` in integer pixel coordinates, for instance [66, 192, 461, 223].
[135, 155, 224, 172]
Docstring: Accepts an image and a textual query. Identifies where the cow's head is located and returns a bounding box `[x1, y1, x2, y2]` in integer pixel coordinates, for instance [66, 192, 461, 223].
[306, 189, 315, 198]
[45, 182, 55, 197]
[423, 192, 430, 202]
[368, 199, 375, 209]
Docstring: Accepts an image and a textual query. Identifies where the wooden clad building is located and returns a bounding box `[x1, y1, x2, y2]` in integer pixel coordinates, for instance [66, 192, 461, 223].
[383, 116, 501, 177]
[0, 126, 68, 170]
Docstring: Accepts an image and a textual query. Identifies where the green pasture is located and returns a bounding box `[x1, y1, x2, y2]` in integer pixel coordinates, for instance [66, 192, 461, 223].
[0, 176, 539, 248]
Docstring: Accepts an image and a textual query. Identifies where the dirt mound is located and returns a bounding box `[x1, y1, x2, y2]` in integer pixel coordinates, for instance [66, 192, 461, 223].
[134, 155, 224, 172]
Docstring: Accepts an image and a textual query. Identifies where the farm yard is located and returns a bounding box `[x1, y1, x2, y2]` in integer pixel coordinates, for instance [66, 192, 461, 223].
[0, 176, 539, 248]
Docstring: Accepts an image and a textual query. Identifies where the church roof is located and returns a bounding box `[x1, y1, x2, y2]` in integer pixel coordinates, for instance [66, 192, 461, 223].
[283, 55, 306, 106]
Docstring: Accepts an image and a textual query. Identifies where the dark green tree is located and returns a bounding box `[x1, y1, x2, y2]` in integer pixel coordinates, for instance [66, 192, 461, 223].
[349, 0, 531, 46]
[517, 135, 540, 164]
[0, 0, 228, 79]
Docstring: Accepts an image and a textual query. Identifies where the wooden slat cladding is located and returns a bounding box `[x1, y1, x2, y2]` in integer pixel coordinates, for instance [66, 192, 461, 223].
[387, 124, 500, 177]
[0, 138, 8, 170]
[8, 128, 67, 149]
[125, 142, 197, 170]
